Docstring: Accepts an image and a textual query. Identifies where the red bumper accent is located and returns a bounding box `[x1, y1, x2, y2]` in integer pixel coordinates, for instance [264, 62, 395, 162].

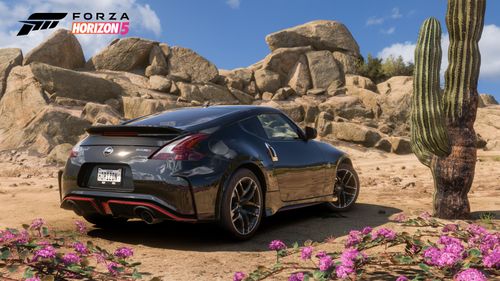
[62, 196, 196, 222]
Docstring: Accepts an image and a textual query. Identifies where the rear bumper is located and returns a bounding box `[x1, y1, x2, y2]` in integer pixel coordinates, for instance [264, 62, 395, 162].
[61, 192, 197, 222]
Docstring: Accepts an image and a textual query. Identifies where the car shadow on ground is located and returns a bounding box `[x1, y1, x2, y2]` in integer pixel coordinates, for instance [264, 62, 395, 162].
[87, 203, 401, 252]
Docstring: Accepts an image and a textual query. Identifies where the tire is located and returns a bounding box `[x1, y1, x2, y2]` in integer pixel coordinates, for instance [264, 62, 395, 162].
[324, 163, 360, 212]
[220, 168, 264, 240]
[83, 214, 128, 228]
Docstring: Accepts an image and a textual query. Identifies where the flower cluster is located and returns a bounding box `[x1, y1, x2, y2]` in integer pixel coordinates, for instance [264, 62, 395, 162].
[0, 220, 147, 280]
[423, 236, 464, 268]
[238, 214, 499, 281]
[335, 248, 367, 279]
[268, 240, 287, 251]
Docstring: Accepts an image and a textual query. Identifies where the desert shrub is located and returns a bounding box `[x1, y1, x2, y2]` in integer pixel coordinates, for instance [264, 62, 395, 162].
[357, 55, 414, 84]
[0, 219, 151, 280]
[234, 213, 499, 281]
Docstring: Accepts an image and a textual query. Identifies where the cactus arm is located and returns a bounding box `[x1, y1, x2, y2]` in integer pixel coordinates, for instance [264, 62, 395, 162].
[444, 0, 485, 123]
[411, 17, 451, 167]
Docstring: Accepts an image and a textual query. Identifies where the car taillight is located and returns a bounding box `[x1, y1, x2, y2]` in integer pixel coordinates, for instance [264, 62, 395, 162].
[150, 133, 208, 161]
[69, 139, 84, 158]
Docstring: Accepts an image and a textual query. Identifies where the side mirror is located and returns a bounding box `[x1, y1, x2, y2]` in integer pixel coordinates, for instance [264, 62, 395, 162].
[304, 126, 317, 140]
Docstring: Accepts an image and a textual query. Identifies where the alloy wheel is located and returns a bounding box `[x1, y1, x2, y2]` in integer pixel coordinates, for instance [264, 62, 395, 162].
[230, 177, 262, 235]
[331, 169, 358, 209]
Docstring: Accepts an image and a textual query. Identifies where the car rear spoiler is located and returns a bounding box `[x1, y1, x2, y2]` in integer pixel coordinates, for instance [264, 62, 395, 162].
[86, 125, 183, 137]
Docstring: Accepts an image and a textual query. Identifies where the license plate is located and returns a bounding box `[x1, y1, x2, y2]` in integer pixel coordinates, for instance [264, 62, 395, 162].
[97, 168, 122, 185]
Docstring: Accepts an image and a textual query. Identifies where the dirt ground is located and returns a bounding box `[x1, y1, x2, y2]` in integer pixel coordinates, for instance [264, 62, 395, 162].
[0, 144, 498, 280]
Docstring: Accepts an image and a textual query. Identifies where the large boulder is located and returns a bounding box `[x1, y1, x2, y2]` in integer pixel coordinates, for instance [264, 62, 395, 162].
[0, 48, 23, 99]
[87, 38, 156, 71]
[475, 106, 500, 151]
[167, 46, 218, 82]
[0, 106, 90, 154]
[229, 87, 254, 104]
[345, 75, 377, 92]
[331, 122, 381, 147]
[0, 65, 48, 129]
[388, 137, 412, 154]
[219, 68, 253, 91]
[286, 55, 311, 95]
[24, 29, 85, 69]
[376, 76, 413, 123]
[332, 51, 361, 75]
[47, 143, 73, 164]
[479, 94, 498, 107]
[264, 101, 305, 122]
[30, 63, 121, 103]
[197, 83, 238, 103]
[319, 95, 374, 119]
[145, 44, 168, 77]
[262, 46, 313, 83]
[345, 86, 381, 117]
[148, 75, 172, 92]
[81, 103, 122, 125]
[254, 69, 281, 93]
[265, 20, 361, 56]
[122, 97, 178, 119]
[306, 50, 344, 89]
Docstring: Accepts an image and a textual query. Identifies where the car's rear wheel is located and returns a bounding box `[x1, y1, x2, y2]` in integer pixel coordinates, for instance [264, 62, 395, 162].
[220, 168, 263, 240]
[83, 214, 128, 227]
[325, 163, 360, 211]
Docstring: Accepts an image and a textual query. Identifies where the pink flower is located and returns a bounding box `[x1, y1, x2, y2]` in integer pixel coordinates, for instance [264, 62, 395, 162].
[335, 265, 353, 279]
[288, 272, 304, 281]
[315, 251, 327, 258]
[62, 253, 81, 265]
[233, 271, 246, 281]
[30, 218, 45, 230]
[25, 277, 41, 281]
[420, 212, 432, 219]
[114, 247, 134, 258]
[301, 246, 313, 260]
[454, 268, 487, 281]
[318, 255, 333, 271]
[345, 230, 362, 247]
[33, 245, 56, 261]
[442, 224, 458, 233]
[423, 236, 464, 268]
[75, 220, 87, 234]
[373, 228, 396, 241]
[107, 262, 119, 275]
[396, 276, 409, 281]
[268, 240, 286, 251]
[361, 226, 372, 235]
[393, 213, 407, 223]
[483, 247, 499, 268]
[73, 242, 88, 255]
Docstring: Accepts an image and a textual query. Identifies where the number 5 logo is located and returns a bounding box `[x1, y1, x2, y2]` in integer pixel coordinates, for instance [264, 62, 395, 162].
[120, 22, 129, 35]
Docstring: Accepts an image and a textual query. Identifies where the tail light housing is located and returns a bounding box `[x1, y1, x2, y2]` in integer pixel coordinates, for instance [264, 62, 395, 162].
[69, 139, 84, 158]
[150, 133, 208, 161]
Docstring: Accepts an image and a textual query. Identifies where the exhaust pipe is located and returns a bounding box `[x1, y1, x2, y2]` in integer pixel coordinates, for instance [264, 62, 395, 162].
[134, 207, 161, 224]
[65, 200, 83, 216]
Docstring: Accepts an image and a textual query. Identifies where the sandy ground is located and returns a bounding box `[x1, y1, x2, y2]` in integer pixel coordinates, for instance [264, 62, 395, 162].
[0, 145, 498, 280]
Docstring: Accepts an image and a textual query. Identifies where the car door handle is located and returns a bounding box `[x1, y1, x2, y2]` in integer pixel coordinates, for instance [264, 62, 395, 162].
[265, 143, 279, 162]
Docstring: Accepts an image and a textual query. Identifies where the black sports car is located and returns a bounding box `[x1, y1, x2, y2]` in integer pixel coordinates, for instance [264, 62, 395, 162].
[59, 105, 360, 239]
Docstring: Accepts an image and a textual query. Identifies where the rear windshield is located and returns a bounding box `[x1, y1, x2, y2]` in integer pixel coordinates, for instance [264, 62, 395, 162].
[126, 107, 235, 130]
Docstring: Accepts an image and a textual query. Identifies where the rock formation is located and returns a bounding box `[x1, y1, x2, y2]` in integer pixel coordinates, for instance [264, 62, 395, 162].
[0, 22, 497, 159]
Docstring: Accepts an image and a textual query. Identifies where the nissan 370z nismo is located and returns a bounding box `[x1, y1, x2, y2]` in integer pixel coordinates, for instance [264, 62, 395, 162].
[59, 106, 360, 239]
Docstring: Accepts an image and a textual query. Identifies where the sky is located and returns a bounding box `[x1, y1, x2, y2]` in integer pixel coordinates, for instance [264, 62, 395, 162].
[0, 0, 499, 99]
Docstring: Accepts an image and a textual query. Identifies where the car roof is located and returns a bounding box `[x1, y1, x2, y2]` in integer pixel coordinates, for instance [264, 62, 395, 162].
[125, 105, 284, 131]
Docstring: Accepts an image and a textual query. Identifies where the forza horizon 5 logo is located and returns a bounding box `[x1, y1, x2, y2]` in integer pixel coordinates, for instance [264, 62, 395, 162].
[17, 12, 130, 36]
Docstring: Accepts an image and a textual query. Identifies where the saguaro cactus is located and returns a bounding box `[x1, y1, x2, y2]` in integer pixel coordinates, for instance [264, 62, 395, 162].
[411, 0, 486, 219]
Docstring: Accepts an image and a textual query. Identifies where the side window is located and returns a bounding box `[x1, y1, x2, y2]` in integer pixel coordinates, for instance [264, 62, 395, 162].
[257, 114, 300, 140]
[239, 116, 267, 139]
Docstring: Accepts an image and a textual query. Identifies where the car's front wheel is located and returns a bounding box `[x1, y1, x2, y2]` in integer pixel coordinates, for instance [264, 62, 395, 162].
[220, 168, 263, 240]
[325, 163, 360, 211]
